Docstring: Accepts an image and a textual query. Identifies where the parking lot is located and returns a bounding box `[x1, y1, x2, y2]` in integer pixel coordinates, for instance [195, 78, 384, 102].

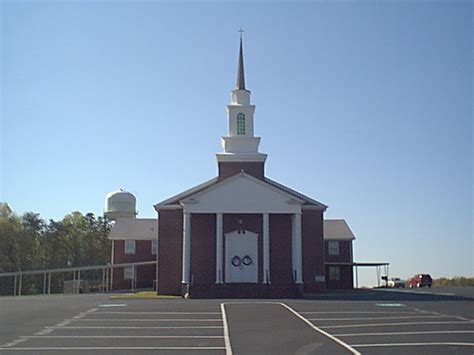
[0, 290, 473, 354]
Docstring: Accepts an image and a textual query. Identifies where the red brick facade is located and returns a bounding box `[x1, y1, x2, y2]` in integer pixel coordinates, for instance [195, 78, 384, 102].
[324, 240, 354, 289]
[112, 240, 156, 290]
[157, 209, 183, 295]
[218, 161, 265, 180]
[302, 210, 326, 293]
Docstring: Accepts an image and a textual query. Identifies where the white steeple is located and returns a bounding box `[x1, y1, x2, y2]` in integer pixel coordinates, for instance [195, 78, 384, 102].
[216, 34, 267, 163]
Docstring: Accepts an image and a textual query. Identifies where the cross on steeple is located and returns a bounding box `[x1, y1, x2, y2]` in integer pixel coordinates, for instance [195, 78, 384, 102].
[238, 27, 245, 40]
[236, 28, 246, 90]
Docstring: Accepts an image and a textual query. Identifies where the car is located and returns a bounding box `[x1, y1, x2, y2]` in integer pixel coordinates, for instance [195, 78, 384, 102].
[387, 277, 405, 288]
[408, 274, 432, 288]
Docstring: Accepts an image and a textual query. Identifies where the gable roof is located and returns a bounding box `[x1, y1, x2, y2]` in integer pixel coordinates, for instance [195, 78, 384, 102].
[108, 218, 157, 240]
[154, 172, 327, 211]
[324, 219, 356, 240]
[264, 177, 328, 210]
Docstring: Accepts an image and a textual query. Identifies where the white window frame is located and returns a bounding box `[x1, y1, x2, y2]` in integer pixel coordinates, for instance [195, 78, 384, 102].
[151, 239, 157, 255]
[124, 240, 136, 255]
[329, 266, 340, 281]
[328, 241, 340, 256]
[123, 266, 134, 280]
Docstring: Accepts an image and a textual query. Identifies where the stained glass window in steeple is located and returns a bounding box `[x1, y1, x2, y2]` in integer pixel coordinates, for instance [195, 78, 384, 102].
[237, 113, 246, 135]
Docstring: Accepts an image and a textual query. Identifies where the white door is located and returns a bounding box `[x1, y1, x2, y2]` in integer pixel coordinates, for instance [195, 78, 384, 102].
[225, 231, 258, 283]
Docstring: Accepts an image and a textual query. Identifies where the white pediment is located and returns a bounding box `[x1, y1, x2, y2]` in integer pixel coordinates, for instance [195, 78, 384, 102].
[181, 172, 303, 214]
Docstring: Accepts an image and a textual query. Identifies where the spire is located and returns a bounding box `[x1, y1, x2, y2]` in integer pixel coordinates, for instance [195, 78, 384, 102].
[236, 29, 246, 90]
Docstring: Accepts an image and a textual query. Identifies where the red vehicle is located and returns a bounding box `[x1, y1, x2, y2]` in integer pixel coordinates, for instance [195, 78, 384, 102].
[408, 274, 433, 288]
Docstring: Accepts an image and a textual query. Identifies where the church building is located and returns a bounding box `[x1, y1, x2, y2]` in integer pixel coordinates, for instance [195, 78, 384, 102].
[153, 38, 355, 298]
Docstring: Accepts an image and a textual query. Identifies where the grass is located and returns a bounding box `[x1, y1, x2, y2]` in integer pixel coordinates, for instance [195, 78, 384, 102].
[110, 291, 180, 299]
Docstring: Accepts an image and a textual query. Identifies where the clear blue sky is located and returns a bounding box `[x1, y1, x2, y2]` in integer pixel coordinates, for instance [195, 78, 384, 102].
[1, 1, 472, 285]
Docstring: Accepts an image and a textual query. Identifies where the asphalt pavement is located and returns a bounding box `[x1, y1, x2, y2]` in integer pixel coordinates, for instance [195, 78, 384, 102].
[0, 288, 472, 354]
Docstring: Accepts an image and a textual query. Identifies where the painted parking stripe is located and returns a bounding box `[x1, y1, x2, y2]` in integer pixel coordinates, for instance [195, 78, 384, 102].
[308, 315, 452, 321]
[220, 304, 232, 355]
[21, 335, 224, 339]
[350, 342, 474, 348]
[279, 303, 361, 355]
[47, 326, 223, 329]
[94, 311, 220, 314]
[73, 318, 223, 322]
[300, 311, 416, 315]
[0, 346, 226, 351]
[336, 330, 474, 337]
[321, 321, 473, 329]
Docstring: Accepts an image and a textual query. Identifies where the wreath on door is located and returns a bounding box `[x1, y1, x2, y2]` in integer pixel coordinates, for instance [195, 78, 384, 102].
[242, 255, 253, 266]
[231, 256, 241, 267]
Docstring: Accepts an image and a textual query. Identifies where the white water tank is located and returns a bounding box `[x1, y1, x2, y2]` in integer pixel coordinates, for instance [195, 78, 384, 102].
[104, 189, 137, 220]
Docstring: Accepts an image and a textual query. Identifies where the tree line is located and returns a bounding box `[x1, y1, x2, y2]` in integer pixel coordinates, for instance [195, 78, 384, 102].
[0, 203, 111, 295]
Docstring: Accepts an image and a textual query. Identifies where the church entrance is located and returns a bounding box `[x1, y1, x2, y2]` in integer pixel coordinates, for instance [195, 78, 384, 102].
[225, 230, 258, 283]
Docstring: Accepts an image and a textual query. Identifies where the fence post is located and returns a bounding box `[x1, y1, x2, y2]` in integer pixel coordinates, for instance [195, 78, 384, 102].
[43, 272, 47, 294]
[18, 273, 22, 296]
[13, 274, 17, 296]
[48, 272, 51, 294]
[77, 270, 81, 294]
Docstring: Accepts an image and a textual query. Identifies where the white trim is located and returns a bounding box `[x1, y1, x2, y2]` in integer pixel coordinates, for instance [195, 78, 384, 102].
[154, 177, 218, 209]
[154, 204, 182, 210]
[216, 213, 223, 284]
[182, 212, 191, 284]
[187, 172, 304, 204]
[216, 152, 267, 163]
[263, 213, 270, 284]
[292, 213, 303, 284]
[220, 304, 233, 355]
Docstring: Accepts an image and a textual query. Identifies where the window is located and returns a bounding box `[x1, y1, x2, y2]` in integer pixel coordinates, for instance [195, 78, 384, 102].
[124, 240, 136, 254]
[123, 266, 134, 280]
[151, 239, 157, 255]
[329, 266, 340, 281]
[328, 241, 340, 256]
[237, 113, 246, 135]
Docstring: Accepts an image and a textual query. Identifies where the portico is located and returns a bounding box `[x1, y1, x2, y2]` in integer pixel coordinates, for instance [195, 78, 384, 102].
[179, 172, 304, 292]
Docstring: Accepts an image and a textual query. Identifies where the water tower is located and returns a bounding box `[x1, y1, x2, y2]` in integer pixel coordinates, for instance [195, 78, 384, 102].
[104, 189, 137, 220]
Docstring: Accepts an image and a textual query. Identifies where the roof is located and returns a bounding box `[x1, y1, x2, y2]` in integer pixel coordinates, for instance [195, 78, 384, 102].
[154, 173, 327, 211]
[324, 219, 356, 240]
[108, 218, 157, 240]
[264, 177, 328, 210]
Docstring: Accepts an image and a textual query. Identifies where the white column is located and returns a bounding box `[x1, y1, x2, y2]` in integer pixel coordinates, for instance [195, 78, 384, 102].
[263, 213, 270, 284]
[215, 213, 223, 284]
[182, 212, 191, 284]
[292, 213, 303, 284]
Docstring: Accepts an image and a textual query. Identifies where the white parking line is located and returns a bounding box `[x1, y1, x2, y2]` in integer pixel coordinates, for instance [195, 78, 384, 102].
[0, 346, 226, 351]
[351, 342, 474, 348]
[279, 303, 361, 355]
[300, 311, 415, 315]
[20, 335, 223, 339]
[47, 326, 223, 329]
[73, 318, 222, 322]
[337, 330, 474, 337]
[220, 304, 232, 355]
[94, 311, 220, 315]
[413, 307, 473, 322]
[309, 315, 451, 321]
[321, 321, 472, 329]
